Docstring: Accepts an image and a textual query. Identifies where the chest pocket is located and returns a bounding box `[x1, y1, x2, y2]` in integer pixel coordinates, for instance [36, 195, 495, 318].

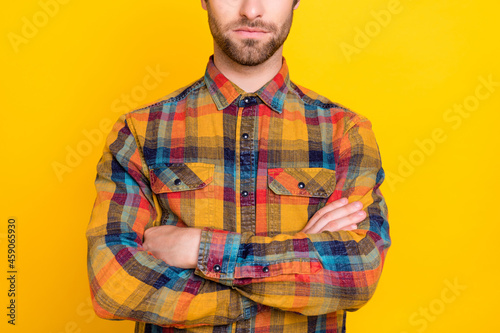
[267, 168, 336, 235]
[150, 163, 215, 227]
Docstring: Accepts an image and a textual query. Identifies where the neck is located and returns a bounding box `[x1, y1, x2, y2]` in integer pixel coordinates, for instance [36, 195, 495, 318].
[213, 44, 284, 93]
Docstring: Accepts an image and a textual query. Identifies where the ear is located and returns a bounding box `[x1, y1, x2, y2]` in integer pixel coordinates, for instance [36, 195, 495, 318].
[201, 0, 208, 11]
[293, 0, 301, 10]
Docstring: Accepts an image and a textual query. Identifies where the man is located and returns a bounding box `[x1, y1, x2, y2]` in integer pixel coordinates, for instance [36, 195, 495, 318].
[86, 0, 391, 332]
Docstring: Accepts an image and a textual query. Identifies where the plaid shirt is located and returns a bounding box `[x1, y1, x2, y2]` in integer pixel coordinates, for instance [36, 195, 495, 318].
[86, 56, 391, 333]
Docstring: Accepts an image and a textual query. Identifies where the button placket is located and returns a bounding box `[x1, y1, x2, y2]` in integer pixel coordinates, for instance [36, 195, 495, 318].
[239, 99, 258, 233]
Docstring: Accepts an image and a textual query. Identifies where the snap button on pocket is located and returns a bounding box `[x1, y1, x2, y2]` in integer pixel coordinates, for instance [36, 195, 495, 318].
[174, 178, 181, 186]
[298, 182, 305, 189]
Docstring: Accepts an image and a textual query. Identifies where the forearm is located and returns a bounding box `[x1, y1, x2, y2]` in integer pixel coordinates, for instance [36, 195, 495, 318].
[194, 192, 388, 315]
[87, 232, 264, 327]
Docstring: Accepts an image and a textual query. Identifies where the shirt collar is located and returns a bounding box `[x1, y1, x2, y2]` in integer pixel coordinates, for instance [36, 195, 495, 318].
[203, 55, 291, 113]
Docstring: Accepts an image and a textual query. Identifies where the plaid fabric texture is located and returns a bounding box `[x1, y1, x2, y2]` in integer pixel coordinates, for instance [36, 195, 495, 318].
[86, 56, 391, 333]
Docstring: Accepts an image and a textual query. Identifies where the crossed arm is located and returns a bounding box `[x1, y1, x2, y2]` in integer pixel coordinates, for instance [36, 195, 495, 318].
[143, 198, 367, 269]
[86, 113, 391, 328]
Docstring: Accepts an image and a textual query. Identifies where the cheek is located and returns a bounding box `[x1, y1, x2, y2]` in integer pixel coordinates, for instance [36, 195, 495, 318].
[209, 1, 240, 22]
[266, 2, 294, 21]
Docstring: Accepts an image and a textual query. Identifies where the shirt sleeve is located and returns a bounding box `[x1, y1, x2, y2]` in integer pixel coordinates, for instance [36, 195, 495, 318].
[195, 115, 391, 316]
[86, 114, 267, 328]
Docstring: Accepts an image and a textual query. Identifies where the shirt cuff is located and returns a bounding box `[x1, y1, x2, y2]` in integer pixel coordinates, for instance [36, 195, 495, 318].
[196, 228, 241, 284]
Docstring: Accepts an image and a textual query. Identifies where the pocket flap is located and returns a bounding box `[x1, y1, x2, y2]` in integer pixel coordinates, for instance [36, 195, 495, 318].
[268, 168, 336, 198]
[150, 163, 214, 194]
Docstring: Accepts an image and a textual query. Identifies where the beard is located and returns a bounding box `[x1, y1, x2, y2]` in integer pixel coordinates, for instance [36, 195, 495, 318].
[207, 8, 294, 66]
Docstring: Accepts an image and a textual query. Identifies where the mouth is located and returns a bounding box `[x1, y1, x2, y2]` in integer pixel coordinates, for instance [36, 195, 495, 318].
[233, 27, 269, 38]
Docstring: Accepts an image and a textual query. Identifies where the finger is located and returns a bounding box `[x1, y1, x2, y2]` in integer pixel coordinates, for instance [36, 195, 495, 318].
[339, 224, 358, 231]
[306, 201, 363, 234]
[302, 198, 348, 233]
[318, 210, 367, 233]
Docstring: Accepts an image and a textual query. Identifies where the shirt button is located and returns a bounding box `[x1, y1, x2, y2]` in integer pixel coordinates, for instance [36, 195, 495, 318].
[242, 191, 249, 197]
[242, 133, 249, 139]
[174, 179, 182, 186]
[213, 265, 221, 273]
[244, 98, 250, 104]
[262, 266, 269, 273]
[298, 182, 306, 189]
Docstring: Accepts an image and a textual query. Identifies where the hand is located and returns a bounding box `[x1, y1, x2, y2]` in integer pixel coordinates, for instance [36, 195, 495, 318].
[301, 198, 366, 234]
[142, 225, 201, 269]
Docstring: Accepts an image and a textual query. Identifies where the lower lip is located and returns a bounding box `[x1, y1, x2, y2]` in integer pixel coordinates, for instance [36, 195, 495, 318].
[234, 30, 268, 38]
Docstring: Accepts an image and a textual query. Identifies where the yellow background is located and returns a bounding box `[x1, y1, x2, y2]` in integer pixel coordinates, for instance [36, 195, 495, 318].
[2, 0, 499, 332]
